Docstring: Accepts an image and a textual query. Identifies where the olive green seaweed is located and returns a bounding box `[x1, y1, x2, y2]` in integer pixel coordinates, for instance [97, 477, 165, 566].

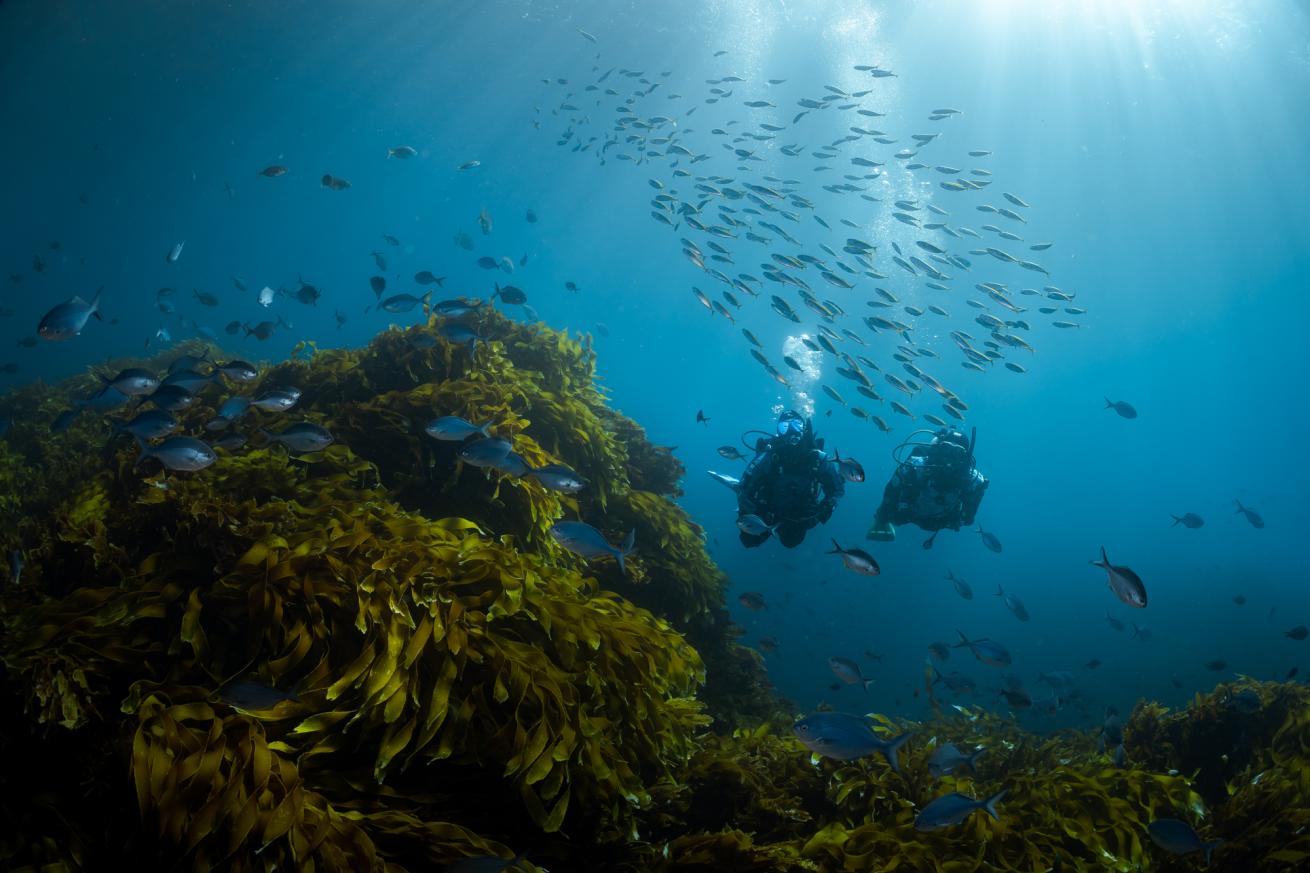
[1, 315, 1308, 871]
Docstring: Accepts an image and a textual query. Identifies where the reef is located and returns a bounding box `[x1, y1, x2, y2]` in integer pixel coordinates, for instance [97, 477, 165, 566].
[0, 310, 1308, 872]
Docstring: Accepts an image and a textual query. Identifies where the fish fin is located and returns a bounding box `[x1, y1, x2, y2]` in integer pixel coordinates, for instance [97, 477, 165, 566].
[882, 731, 913, 774]
[981, 788, 1007, 820]
[826, 538, 842, 554]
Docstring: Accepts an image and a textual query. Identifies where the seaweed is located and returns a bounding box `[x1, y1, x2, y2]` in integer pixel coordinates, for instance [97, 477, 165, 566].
[7, 316, 1310, 872]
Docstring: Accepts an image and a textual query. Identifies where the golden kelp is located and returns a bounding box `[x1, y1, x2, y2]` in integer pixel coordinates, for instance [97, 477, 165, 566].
[6, 314, 1310, 872]
[0, 314, 724, 869]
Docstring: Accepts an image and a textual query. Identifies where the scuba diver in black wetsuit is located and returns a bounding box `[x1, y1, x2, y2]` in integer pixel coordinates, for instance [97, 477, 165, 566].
[867, 426, 988, 548]
[735, 410, 845, 548]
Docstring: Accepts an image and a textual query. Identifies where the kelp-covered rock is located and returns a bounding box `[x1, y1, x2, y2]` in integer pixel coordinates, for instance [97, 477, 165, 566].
[0, 313, 735, 870]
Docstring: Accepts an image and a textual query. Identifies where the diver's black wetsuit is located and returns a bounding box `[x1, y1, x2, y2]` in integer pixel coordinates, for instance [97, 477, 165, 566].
[873, 445, 987, 533]
[737, 437, 844, 548]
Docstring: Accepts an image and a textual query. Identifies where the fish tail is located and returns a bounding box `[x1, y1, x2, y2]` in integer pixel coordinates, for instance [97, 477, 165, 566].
[883, 731, 913, 774]
[826, 538, 842, 554]
[862, 678, 875, 693]
[90, 285, 104, 320]
[966, 748, 985, 771]
[1201, 840, 1223, 866]
[1234, 499, 1244, 513]
[1104, 397, 1112, 408]
[1170, 515, 1181, 526]
[992, 584, 1003, 597]
[616, 529, 636, 574]
[981, 789, 1007, 820]
[953, 630, 970, 648]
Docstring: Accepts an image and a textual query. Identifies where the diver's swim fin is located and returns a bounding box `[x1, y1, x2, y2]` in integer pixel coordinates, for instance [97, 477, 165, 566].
[866, 519, 896, 542]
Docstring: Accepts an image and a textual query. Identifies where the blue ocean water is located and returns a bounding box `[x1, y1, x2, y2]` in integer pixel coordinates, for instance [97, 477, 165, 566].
[2, 0, 1308, 730]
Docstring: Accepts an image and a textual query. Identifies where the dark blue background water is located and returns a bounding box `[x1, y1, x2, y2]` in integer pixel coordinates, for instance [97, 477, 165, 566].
[3, 0, 1308, 728]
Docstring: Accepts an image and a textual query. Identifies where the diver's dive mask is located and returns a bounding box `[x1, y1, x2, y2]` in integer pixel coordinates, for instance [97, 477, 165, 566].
[776, 412, 806, 446]
[931, 429, 971, 474]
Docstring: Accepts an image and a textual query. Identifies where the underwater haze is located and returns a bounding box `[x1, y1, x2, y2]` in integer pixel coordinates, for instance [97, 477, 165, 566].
[3, 0, 1310, 868]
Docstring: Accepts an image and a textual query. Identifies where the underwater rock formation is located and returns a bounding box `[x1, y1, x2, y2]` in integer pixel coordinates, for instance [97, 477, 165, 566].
[0, 312, 1307, 871]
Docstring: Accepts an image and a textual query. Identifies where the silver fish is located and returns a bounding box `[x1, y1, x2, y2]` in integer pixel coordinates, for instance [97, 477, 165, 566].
[915, 790, 1006, 830]
[135, 436, 216, 471]
[425, 416, 490, 441]
[1092, 546, 1147, 608]
[549, 521, 636, 574]
[263, 422, 334, 453]
[526, 463, 586, 493]
[927, 742, 983, 778]
[37, 287, 103, 341]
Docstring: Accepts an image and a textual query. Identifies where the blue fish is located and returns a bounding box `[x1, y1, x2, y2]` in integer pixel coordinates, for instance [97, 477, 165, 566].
[793, 712, 913, 772]
[736, 514, 776, 536]
[927, 742, 984, 778]
[915, 790, 1006, 830]
[425, 416, 491, 442]
[220, 680, 298, 712]
[218, 396, 252, 421]
[38, 286, 103, 341]
[263, 422, 334, 453]
[114, 409, 180, 443]
[1147, 819, 1222, 864]
[526, 463, 586, 493]
[135, 436, 217, 471]
[954, 630, 1012, 667]
[549, 521, 636, 574]
[458, 437, 514, 468]
[82, 385, 130, 412]
[51, 408, 82, 433]
[439, 322, 482, 347]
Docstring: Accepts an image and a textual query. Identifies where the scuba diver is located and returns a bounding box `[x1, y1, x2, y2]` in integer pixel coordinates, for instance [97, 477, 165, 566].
[867, 426, 988, 548]
[734, 410, 845, 548]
